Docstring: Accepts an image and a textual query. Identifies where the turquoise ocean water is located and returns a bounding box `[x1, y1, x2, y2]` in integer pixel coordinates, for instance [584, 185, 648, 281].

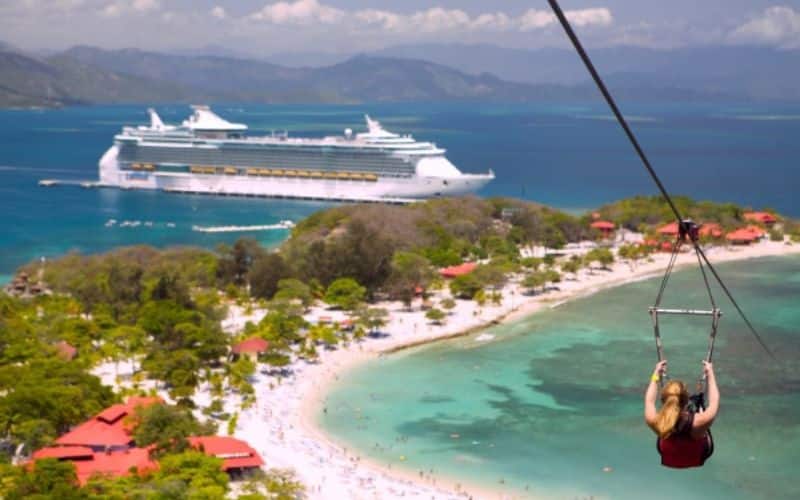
[320, 257, 800, 499]
[2, 102, 800, 281]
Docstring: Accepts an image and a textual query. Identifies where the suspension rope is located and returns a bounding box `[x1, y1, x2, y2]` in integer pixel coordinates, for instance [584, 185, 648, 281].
[547, 0, 776, 360]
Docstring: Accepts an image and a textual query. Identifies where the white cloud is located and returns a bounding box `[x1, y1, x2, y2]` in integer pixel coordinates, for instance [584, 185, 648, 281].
[519, 7, 612, 31]
[729, 6, 800, 48]
[247, 1, 613, 34]
[100, 0, 160, 18]
[132, 0, 158, 12]
[355, 9, 401, 31]
[566, 7, 613, 28]
[519, 9, 555, 31]
[409, 8, 471, 32]
[210, 6, 226, 20]
[471, 12, 513, 31]
[249, 0, 344, 25]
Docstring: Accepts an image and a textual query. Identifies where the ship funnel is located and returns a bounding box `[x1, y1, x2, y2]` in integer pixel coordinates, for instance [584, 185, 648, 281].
[148, 108, 165, 130]
[365, 115, 383, 134]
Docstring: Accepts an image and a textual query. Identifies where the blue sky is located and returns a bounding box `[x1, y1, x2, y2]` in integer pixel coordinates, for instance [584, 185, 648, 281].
[1, 1, 799, 54]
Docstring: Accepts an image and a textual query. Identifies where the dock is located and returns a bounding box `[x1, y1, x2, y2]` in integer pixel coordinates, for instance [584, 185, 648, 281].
[38, 179, 106, 188]
[38, 179, 417, 204]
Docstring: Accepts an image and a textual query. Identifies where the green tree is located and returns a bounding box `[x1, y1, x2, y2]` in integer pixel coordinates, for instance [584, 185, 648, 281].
[354, 307, 389, 335]
[248, 253, 291, 300]
[154, 451, 229, 498]
[239, 469, 305, 500]
[273, 278, 313, 309]
[593, 248, 615, 269]
[7, 458, 86, 500]
[228, 356, 256, 393]
[217, 238, 265, 286]
[543, 269, 561, 290]
[425, 308, 446, 325]
[440, 297, 456, 314]
[131, 404, 216, 457]
[449, 273, 483, 299]
[0, 359, 115, 445]
[387, 252, 435, 309]
[560, 258, 580, 279]
[324, 278, 366, 310]
[308, 324, 339, 348]
[522, 272, 546, 294]
[474, 289, 488, 307]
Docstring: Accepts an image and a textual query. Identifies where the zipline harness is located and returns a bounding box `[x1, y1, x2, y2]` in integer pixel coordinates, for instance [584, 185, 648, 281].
[649, 219, 720, 404]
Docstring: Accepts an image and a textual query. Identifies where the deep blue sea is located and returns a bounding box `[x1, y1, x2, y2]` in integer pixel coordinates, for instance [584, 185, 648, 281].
[2, 102, 799, 281]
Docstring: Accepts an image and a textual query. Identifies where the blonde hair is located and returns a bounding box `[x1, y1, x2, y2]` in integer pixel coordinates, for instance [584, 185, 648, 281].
[653, 380, 689, 439]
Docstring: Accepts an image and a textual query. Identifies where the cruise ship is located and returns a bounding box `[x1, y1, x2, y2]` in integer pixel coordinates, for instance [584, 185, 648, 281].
[98, 106, 494, 202]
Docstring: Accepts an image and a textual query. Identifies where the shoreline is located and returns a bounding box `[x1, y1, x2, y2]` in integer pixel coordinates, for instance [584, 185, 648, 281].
[246, 240, 799, 499]
[93, 240, 800, 499]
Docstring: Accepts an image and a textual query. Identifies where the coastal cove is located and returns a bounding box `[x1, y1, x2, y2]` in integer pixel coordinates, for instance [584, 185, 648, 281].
[314, 253, 800, 499]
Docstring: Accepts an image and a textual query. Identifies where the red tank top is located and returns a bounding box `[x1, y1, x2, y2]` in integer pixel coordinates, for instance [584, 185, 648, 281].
[657, 411, 711, 468]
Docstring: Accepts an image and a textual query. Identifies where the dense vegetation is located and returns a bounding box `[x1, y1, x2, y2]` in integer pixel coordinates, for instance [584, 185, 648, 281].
[591, 195, 771, 232]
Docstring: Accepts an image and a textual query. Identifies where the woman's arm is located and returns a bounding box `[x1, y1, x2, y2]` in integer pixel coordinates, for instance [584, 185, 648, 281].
[693, 361, 719, 434]
[644, 360, 666, 431]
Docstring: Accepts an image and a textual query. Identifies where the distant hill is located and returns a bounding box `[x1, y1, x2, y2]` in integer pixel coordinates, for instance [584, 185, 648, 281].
[0, 48, 191, 108]
[0, 44, 755, 108]
[373, 43, 800, 101]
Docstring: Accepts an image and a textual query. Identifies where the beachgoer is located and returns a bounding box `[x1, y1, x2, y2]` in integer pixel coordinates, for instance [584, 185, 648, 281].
[644, 360, 719, 468]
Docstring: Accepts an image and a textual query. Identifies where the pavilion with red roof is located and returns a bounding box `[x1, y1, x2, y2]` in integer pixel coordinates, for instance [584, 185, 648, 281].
[439, 262, 477, 279]
[726, 228, 759, 244]
[590, 220, 615, 238]
[231, 337, 269, 362]
[32, 446, 157, 485]
[699, 223, 723, 239]
[657, 222, 679, 237]
[56, 397, 162, 450]
[29, 397, 265, 483]
[744, 212, 777, 225]
[188, 436, 264, 475]
[55, 341, 77, 361]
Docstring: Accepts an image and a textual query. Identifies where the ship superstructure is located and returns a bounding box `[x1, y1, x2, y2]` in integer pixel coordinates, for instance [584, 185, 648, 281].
[98, 106, 494, 202]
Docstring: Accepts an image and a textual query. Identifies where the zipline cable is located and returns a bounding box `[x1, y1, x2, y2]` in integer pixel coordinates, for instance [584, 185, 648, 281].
[546, 0, 776, 360]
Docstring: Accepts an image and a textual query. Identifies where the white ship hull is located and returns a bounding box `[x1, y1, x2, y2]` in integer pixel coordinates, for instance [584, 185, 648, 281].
[99, 145, 492, 203]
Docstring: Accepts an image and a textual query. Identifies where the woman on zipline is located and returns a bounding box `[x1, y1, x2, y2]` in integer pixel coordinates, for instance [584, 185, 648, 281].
[644, 360, 719, 468]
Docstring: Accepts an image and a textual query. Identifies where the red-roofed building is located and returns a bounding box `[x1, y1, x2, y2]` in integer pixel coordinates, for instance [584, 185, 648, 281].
[744, 225, 766, 238]
[29, 398, 263, 484]
[657, 222, 679, 236]
[699, 223, 723, 239]
[439, 262, 477, 278]
[189, 436, 264, 474]
[32, 446, 157, 485]
[231, 337, 269, 362]
[744, 212, 777, 225]
[643, 239, 659, 248]
[33, 446, 94, 461]
[726, 229, 759, 244]
[55, 341, 77, 361]
[56, 397, 162, 450]
[590, 220, 615, 239]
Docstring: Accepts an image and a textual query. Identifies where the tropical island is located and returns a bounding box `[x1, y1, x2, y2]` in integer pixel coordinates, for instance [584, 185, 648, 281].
[1, 195, 798, 499]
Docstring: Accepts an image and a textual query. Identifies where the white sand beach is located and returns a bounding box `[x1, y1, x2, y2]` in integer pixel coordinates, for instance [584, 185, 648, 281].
[93, 239, 800, 499]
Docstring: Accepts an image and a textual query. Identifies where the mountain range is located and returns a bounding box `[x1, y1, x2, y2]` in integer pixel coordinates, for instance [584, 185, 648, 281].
[370, 43, 800, 101]
[1, 42, 796, 108]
